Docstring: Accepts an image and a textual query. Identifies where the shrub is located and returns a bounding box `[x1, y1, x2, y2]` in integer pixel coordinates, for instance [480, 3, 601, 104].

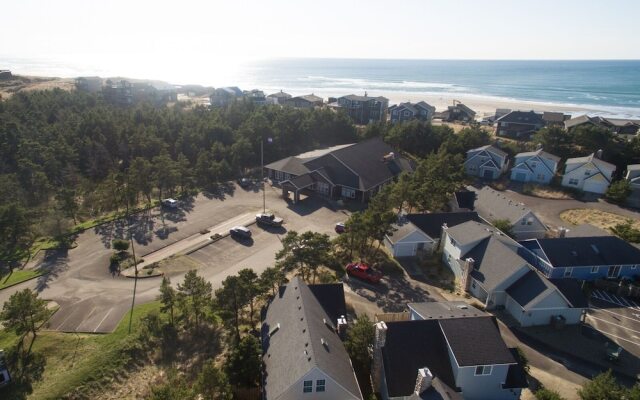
[535, 388, 565, 400]
[112, 239, 130, 252]
[605, 180, 631, 204]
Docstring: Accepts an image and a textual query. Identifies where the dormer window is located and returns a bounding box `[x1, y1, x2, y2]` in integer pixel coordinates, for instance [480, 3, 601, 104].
[475, 365, 492, 376]
[303, 380, 313, 393]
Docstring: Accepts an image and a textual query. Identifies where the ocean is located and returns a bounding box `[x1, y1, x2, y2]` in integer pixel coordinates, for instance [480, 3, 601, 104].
[3, 57, 640, 118]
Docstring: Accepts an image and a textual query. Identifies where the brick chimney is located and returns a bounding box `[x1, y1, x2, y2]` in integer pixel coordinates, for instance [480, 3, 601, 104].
[371, 321, 388, 391]
[414, 367, 433, 395]
[459, 258, 475, 293]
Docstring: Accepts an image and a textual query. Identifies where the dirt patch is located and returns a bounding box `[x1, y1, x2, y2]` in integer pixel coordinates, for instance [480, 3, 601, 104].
[560, 209, 640, 231]
[523, 184, 576, 200]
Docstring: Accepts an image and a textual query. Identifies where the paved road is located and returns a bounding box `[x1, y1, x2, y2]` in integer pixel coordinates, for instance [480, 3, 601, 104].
[501, 189, 640, 229]
[0, 184, 346, 333]
[589, 290, 640, 357]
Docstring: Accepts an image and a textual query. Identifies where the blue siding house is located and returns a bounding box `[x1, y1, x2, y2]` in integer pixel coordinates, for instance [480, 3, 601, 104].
[520, 236, 640, 281]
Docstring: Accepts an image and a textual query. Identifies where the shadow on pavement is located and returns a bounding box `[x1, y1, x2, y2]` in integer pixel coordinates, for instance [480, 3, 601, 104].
[202, 182, 235, 200]
[34, 249, 69, 293]
[344, 273, 436, 313]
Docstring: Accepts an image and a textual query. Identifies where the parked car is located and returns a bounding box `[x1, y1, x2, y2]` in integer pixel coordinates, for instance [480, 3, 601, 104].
[161, 198, 179, 208]
[237, 178, 252, 188]
[346, 262, 382, 284]
[256, 212, 284, 227]
[335, 222, 346, 234]
[230, 226, 252, 239]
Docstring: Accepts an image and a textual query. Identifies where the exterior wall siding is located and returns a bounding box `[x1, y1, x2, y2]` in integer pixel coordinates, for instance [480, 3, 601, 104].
[549, 264, 640, 281]
[277, 367, 361, 400]
[455, 364, 515, 400]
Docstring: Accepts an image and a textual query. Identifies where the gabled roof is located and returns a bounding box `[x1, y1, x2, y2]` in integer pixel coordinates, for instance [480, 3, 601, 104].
[467, 235, 529, 291]
[406, 212, 480, 239]
[284, 173, 315, 189]
[542, 111, 568, 123]
[467, 144, 508, 159]
[445, 220, 493, 248]
[564, 115, 596, 129]
[472, 186, 539, 225]
[550, 279, 589, 308]
[268, 90, 291, 98]
[496, 110, 544, 125]
[515, 148, 561, 164]
[506, 269, 558, 308]
[382, 320, 458, 397]
[386, 219, 431, 245]
[439, 317, 516, 367]
[534, 236, 640, 268]
[565, 224, 611, 238]
[294, 94, 323, 103]
[262, 278, 362, 400]
[565, 153, 615, 174]
[307, 283, 347, 323]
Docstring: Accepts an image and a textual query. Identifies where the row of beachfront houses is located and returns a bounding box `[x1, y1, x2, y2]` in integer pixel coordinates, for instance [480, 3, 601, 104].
[209, 86, 479, 125]
[464, 144, 640, 195]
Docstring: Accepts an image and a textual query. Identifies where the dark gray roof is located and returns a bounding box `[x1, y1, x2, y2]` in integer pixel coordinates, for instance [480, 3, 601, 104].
[382, 320, 458, 397]
[467, 235, 529, 292]
[445, 220, 493, 247]
[387, 219, 428, 245]
[297, 94, 323, 103]
[329, 137, 414, 190]
[408, 301, 488, 320]
[268, 91, 291, 98]
[506, 269, 557, 308]
[262, 277, 362, 400]
[341, 94, 389, 103]
[407, 212, 480, 239]
[497, 110, 544, 125]
[515, 148, 561, 164]
[536, 236, 640, 268]
[468, 144, 507, 159]
[565, 224, 611, 238]
[307, 283, 347, 323]
[542, 111, 568, 123]
[454, 191, 476, 210]
[284, 173, 315, 189]
[265, 156, 310, 176]
[549, 279, 589, 308]
[439, 317, 516, 367]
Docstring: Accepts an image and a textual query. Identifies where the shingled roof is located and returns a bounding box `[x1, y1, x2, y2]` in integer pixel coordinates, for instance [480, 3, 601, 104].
[534, 236, 640, 268]
[262, 277, 362, 400]
[406, 212, 480, 239]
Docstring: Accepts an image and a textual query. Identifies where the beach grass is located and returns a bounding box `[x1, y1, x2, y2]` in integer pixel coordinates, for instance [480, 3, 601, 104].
[0, 301, 162, 400]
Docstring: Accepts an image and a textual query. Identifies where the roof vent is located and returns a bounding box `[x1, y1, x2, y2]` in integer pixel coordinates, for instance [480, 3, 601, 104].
[456, 305, 468, 310]
[321, 338, 328, 348]
[269, 323, 281, 337]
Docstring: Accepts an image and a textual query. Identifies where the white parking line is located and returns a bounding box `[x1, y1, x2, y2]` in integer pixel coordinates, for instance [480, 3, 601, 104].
[588, 314, 640, 336]
[94, 309, 113, 333]
[589, 329, 640, 348]
[590, 305, 640, 324]
[52, 309, 76, 330]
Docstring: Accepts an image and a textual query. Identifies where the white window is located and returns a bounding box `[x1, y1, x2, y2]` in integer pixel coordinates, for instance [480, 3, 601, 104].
[316, 379, 325, 392]
[569, 178, 579, 185]
[591, 266, 599, 273]
[303, 380, 313, 393]
[341, 187, 356, 199]
[564, 267, 573, 277]
[475, 365, 492, 376]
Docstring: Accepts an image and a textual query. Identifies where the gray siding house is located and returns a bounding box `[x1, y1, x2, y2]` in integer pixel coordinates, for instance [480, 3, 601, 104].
[464, 145, 509, 180]
[373, 304, 527, 400]
[510, 149, 560, 184]
[262, 277, 362, 400]
[472, 186, 547, 239]
[388, 101, 435, 123]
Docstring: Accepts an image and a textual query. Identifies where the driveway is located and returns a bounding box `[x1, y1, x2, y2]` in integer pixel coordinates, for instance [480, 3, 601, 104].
[501, 189, 640, 229]
[0, 184, 347, 333]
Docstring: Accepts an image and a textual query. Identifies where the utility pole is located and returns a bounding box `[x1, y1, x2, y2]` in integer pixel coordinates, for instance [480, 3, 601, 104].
[125, 174, 139, 334]
[261, 138, 266, 213]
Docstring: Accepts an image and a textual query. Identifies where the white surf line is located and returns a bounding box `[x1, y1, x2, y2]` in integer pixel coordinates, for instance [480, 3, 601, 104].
[587, 315, 640, 335]
[590, 305, 640, 324]
[94, 309, 113, 333]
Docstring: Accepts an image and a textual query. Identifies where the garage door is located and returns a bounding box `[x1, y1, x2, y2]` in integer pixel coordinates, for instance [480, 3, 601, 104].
[394, 243, 416, 257]
[583, 180, 608, 194]
[514, 172, 527, 182]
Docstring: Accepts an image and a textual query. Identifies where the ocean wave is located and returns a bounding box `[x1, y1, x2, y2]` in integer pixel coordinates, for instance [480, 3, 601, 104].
[297, 75, 466, 92]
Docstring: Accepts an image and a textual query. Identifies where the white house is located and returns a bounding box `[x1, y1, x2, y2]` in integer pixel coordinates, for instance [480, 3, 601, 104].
[384, 212, 479, 258]
[472, 186, 547, 239]
[561, 153, 616, 194]
[464, 145, 509, 180]
[510, 149, 560, 184]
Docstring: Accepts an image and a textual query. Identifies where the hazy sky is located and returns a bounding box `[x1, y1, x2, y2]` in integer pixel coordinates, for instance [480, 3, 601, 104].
[2, 0, 639, 60]
[1, 0, 639, 83]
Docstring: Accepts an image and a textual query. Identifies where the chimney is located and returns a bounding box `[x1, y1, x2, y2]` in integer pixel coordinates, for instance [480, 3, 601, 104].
[595, 149, 603, 159]
[558, 227, 568, 238]
[459, 258, 475, 293]
[414, 368, 434, 395]
[337, 315, 348, 340]
[364, 91, 368, 97]
[372, 321, 388, 391]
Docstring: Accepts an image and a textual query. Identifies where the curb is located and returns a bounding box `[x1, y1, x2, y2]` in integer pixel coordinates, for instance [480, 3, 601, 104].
[0, 271, 47, 291]
[124, 272, 164, 279]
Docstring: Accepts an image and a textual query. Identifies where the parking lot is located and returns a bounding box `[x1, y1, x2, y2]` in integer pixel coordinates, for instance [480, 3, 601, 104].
[588, 290, 640, 357]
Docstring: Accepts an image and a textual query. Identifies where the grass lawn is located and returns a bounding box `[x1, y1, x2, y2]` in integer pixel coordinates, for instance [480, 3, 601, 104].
[0, 269, 43, 290]
[560, 208, 640, 232]
[0, 301, 162, 400]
